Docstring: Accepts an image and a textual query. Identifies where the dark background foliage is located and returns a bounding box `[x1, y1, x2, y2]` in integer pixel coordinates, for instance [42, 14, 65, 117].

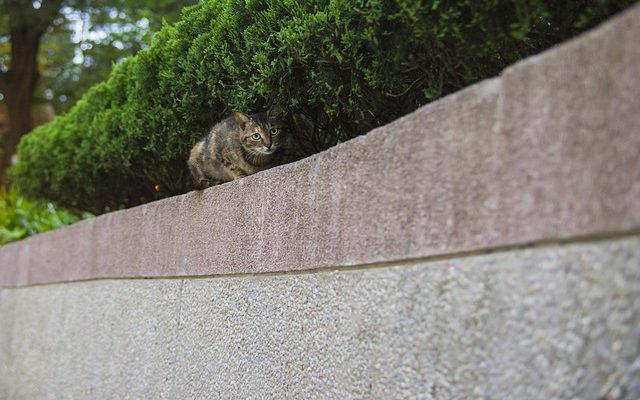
[11, 0, 635, 213]
[0, 0, 196, 186]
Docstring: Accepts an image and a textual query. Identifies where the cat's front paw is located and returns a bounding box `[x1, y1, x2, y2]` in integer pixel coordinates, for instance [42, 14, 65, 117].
[197, 178, 211, 189]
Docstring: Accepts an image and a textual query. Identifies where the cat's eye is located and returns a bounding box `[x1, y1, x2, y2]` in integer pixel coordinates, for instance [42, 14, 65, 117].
[251, 133, 261, 141]
[269, 127, 279, 136]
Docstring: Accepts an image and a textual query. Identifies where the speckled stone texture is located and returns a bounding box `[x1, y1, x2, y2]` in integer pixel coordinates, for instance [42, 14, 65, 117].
[1, 237, 639, 399]
[1, 4, 639, 287]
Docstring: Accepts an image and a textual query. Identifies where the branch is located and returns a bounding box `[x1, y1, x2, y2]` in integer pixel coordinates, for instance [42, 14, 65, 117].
[31, 0, 64, 34]
[5, 0, 63, 34]
[38, 0, 63, 23]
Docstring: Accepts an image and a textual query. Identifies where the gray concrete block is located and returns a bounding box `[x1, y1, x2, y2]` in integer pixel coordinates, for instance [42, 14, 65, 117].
[1, 237, 639, 399]
[498, 3, 640, 242]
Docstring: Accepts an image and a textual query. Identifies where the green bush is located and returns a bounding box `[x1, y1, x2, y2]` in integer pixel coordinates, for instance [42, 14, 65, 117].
[0, 187, 93, 245]
[12, 0, 634, 213]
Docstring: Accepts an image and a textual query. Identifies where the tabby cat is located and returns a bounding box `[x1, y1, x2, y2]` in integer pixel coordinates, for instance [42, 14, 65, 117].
[188, 106, 287, 189]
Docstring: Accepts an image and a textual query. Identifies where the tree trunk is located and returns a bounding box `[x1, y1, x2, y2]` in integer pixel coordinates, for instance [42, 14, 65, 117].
[0, 0, 64, 187]
[0, 26, 43, 187]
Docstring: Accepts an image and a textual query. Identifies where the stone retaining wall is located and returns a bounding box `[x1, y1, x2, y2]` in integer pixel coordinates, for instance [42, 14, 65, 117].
[1, 5, 639, 399]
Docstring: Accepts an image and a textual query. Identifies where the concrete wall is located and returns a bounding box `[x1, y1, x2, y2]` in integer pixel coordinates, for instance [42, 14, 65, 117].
[1, 5, 640, 399]
[2, 238, 639, 399]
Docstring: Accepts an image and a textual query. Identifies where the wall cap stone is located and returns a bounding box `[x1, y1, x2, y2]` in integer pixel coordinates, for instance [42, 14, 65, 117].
[1, 4, 639, 287]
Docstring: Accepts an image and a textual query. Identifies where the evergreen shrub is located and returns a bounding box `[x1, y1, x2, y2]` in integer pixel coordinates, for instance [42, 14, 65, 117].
[12, 0, 633, 213]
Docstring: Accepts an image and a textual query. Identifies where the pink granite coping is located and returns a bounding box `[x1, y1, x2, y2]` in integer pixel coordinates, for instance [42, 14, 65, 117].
[1, 4, 639, 287]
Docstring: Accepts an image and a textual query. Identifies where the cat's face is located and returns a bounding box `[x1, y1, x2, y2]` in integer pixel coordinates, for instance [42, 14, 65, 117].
[234, 111, 285, 156]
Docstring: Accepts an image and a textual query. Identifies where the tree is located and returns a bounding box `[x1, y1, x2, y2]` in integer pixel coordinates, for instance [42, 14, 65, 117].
[0, 0, 195, 186]
[0, 0, 62, 186]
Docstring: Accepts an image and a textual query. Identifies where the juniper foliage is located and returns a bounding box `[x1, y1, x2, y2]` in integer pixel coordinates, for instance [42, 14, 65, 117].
[12, 0, 633, 213]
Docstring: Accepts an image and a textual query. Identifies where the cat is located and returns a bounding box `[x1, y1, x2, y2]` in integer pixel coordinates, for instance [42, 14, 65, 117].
[188, 105, 288, 189]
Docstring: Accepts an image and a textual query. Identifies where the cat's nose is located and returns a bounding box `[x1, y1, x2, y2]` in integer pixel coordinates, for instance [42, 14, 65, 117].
[265, 143, 272, 149]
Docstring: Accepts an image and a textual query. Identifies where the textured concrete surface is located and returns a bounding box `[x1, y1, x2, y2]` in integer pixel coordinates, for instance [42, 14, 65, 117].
[1, 5, 640, 287]
[1, 236, 639, 399]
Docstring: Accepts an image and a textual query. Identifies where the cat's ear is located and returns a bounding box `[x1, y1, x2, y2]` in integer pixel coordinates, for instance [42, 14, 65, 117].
[233, 111, 251, 129]
[267, 104, 284, 120]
